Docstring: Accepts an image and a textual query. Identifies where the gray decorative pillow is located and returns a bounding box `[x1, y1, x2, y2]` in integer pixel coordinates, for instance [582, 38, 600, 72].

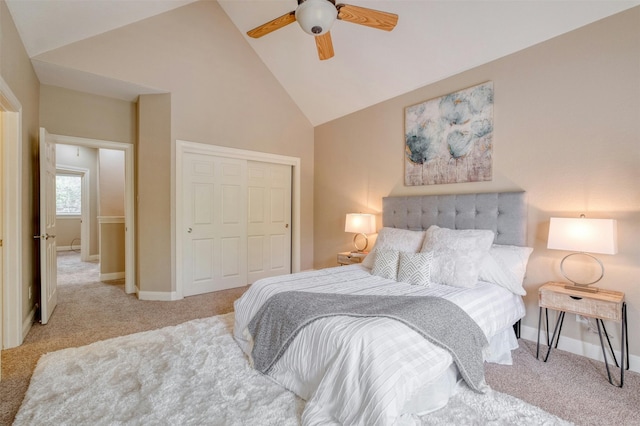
[421, 225, 494, 288]
[362, 227, 426, 269]
[397, 251, 433, 286]
[371, 249, 400, 280]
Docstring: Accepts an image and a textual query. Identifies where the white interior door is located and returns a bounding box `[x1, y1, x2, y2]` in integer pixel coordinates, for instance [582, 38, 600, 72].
[247, 162, 292, 283]
[182, 154, 247, 296]
[39, 128, 58, 324]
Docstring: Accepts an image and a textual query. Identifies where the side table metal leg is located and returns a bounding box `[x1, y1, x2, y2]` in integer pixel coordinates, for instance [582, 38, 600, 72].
[545, 308, 550, 346]
[598, 319, 619, 367]
[555, 312, 565, 349]
[620, 302, 627, 387]
[596, 319, 613, 385]
[544, 311, 565, 362]
[537, 307, 542, 359]
[624, 302, 629, 370]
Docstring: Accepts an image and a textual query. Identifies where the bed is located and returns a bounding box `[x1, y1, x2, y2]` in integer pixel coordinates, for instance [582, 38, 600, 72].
[233, 192, 532, 425]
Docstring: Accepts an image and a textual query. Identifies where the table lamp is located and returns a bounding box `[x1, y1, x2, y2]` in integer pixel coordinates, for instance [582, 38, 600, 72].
[345, 213, 376, 253]
[547, 216, 617, 293]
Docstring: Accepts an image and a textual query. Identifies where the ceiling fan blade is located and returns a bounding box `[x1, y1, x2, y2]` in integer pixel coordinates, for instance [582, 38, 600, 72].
[337, 4, 398, 31]
[315, 32, 334, 61]
[247, 11, 296, 38]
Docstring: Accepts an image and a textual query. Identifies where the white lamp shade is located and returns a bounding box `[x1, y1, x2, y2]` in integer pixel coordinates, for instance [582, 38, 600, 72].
[345, 213, 376, 234]
[295, 0, 337, 35]
[547, 217, 618, 255]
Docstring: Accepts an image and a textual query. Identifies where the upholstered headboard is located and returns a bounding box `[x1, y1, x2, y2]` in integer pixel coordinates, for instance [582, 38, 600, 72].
[382, 192, 527, 246]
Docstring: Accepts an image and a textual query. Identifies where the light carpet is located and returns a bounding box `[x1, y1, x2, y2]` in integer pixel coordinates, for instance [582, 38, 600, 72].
[15, 313, 571, 425]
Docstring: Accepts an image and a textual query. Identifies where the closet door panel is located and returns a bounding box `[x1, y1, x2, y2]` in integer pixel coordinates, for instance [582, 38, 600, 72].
[183, 154, 247, 296]
[247, 161, 292, 284]
[181, 153, 292, 296]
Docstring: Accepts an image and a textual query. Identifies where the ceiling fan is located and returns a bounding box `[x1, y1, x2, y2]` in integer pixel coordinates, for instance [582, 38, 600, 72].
[247, 0, 398, 61]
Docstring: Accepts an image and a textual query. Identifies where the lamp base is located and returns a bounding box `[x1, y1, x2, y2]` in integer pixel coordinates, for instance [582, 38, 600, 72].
[563, 283, 599, 293]
[352, 233, 369, 252]
[560, 252, 604, 286]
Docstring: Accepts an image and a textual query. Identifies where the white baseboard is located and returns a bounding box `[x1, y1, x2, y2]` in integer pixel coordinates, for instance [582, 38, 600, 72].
[100, 271, 125, 281]
[520, 325, 639, 373]
[89, 254, 99, 261]
[22, 307, 35, 341]
[137, 289, 181, 301]
[56, 246, 76, 252]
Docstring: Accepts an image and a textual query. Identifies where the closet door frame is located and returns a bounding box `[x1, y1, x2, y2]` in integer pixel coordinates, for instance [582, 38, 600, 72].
[175, 140, 301, 299]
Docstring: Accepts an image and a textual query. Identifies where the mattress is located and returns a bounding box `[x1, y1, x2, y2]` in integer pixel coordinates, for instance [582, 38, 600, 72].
[234, 264, 525, 425]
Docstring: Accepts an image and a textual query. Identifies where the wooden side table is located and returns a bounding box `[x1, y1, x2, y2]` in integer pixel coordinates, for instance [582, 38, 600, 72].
[337, 251, 366, 266]
[537, 281, 629, 387]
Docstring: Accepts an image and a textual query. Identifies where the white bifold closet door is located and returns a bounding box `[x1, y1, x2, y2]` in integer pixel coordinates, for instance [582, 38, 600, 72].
[182, 153, 291, 297]
[247, 161, 292, 284]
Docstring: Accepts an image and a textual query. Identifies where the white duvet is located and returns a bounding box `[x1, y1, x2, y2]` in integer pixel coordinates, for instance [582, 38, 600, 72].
[233, 265, 525, 425]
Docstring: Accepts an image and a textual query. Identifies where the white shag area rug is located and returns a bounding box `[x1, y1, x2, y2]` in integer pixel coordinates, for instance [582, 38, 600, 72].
[15, 313, 572, 426]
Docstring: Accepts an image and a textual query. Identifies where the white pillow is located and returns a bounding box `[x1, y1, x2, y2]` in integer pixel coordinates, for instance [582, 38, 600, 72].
[421, 225, 494, 288]
[479, 244, 533, 295]
[371, 249, 400, 280]
[362, 227, 426, 269]
[397, 251, 433, 286]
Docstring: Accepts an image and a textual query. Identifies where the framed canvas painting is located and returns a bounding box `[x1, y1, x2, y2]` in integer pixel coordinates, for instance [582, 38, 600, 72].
[404, 82, 493, 186]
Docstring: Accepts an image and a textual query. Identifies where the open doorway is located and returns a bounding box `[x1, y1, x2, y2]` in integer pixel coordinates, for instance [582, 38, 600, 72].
[46, 133, 135, 302]
[54, 142, 127, 292]
[54, 160, 99, 287]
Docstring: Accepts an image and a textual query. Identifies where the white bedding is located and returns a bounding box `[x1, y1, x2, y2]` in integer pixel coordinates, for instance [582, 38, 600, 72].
[233, 264, 525, 425]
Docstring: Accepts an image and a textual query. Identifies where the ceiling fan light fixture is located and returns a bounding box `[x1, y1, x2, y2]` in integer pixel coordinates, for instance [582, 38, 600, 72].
[295, 0, 338, 36]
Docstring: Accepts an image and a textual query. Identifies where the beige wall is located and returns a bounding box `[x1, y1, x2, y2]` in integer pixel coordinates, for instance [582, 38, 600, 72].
[35, 1, 315, 293]
[315, 8, 640, 357]
[0, 0, 41, 329]
[99, 220, 125, 277]
[39, 85, 136, 144]
[56, 217, 81, 249]
[137, 93, 171, 293]
[99, 149, 125, 217]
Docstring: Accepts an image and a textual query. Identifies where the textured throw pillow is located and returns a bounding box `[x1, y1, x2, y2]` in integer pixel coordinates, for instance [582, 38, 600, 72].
[371, 249, 400, 280]
[479, 244, 534, 295]
[421, 225, 494, 288]
[362, 227, 426, 269]
[397, 251, 433, 286]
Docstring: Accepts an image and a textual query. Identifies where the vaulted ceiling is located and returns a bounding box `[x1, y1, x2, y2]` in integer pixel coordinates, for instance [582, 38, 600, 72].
[6, 0, 639, 125]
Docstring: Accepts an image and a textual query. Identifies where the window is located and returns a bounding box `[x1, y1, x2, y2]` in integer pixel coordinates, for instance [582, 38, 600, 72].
[56, 174, 82, 215]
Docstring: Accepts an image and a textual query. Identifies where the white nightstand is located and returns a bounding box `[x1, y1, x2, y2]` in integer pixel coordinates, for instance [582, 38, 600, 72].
[536, 281, 629, 387]
[337, 251, 366, 266]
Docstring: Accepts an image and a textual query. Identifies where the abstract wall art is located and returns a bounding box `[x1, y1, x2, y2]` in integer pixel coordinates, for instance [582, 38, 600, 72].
[404, 82, 493, 186]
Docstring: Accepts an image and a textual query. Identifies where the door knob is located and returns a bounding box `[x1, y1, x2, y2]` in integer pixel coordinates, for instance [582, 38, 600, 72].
[187, 227, 193, 233]
[33, 234, 55, 240]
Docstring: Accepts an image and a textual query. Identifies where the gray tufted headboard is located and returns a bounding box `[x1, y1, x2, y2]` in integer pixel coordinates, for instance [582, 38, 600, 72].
[382, 192, 527, 246]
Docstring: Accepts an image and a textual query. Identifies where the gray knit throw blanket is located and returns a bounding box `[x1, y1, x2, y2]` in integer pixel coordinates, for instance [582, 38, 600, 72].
[247, 291, 489, 393]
